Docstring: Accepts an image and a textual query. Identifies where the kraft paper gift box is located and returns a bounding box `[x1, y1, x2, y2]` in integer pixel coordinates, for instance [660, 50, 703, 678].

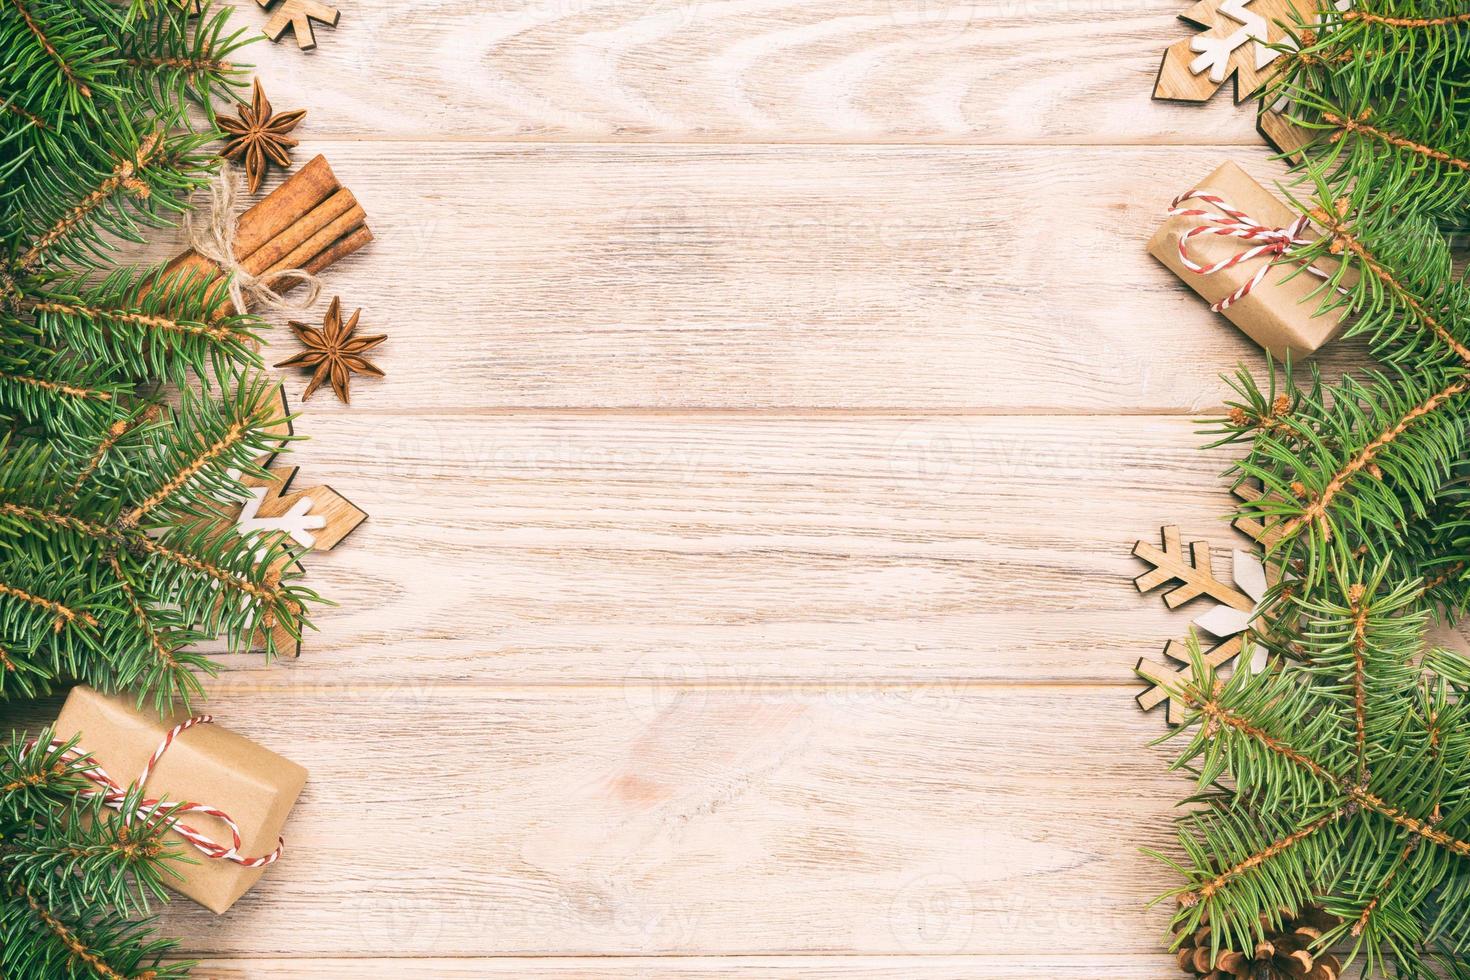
[1148, 160, 1347, 360]
[52, 686, 308, 914]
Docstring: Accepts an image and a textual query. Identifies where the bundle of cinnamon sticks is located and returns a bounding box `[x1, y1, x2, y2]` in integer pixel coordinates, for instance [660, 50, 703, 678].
[164, 154, 371, 314]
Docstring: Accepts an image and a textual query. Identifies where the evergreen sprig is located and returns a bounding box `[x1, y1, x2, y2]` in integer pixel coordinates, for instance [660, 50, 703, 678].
[1, 732, 192, 980]
[1155, 564, 1470, 977]
[1, 1, 323, 976]
[1154, 2, 1470, 976]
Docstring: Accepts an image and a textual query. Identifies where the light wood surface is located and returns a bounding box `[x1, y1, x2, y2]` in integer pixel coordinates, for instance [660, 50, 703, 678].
[0, 0, 1344, 975]
[187, 955, 1181, 978]
[188, 956, 1182, 978]
[189, 413, 1248, 682]
[131, 143, 1368, 412]
[228, 0, 1267, 143]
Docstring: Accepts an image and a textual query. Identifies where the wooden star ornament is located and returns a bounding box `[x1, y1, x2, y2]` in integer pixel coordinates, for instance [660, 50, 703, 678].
[275, 296, 386, 404]
[258, 0, 340, 50]
[220, 79, 305, 193]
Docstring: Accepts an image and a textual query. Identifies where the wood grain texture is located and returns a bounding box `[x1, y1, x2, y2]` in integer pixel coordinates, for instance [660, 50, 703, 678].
[21, 0, 1335, 972]
[183, 412, 1257, 685]
[0, 688, 1185, 957]
[187, 955, 1182, 978]
[139, 141, 1364, 412]
[223, 0, 1262, 144]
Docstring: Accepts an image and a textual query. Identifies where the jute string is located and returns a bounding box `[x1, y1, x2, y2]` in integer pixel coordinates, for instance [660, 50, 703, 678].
[185, 161, 323, 316]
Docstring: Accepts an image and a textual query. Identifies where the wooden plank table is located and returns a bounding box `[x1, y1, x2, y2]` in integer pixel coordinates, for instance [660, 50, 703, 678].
[1, 0, 1338, 974]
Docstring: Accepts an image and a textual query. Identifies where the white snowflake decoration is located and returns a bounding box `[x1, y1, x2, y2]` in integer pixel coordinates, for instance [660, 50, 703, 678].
[235, 483, 326, 549]
[221, 466, 326, 550]
[1188, 0, 1280, 83]
[1189, 548, 1271, 672]
[1132, 525, 1275, 725]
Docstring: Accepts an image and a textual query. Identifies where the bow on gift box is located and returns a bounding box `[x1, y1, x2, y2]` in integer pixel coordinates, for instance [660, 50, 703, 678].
[1167, 187, 1345, 312]
[35, 715, 283, 868]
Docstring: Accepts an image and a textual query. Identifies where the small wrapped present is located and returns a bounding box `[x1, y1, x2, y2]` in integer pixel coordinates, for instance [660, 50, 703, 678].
[51, 686, 308, 914]
[1148, 160, 1346, 359]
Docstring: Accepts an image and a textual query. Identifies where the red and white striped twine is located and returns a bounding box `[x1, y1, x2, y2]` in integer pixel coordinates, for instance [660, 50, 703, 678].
[35, 715, 282, 869]
[1169, 186, 1340, 312]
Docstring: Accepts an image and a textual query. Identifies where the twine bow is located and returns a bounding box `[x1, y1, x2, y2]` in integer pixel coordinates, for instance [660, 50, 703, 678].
[38, 715, 283, 869]
[185, 160, 322, 316]
[1168, 187, 1339, 312]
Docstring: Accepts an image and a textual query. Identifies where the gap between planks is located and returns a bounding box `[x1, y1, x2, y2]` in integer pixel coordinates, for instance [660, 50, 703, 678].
[266, 406, 1239, 417]
[185, 955, 1182, 979]
[194, 679, 1144, 695]
[264, 136, 1271, 147]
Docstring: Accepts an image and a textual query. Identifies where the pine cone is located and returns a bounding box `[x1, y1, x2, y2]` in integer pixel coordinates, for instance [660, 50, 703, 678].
[1175, 906, 1342, 980]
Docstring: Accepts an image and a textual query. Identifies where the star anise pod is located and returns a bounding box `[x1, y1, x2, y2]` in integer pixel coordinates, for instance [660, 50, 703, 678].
[275, 297, 385, 404]
[219, 78, 306, 193]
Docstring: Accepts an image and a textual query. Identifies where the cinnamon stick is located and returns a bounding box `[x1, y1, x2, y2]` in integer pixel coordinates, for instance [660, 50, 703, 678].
[158, 154, 370, 315]
[273, 225, 374, 294]
[236, 155, 340, 261]
[164, 155, 341, 286]
[305, 224, 373, 274]
[236, 188, 358, 279]
[261, 204, 367, 281]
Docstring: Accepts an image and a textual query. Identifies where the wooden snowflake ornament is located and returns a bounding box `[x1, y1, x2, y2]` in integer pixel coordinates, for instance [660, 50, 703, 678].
[225, 465, 368, 656]
[1133, 487, 1470, 726]
[257, 0, 340, 50]
[1132, 525, 1274, 725]
[219, 385, 368, 655]
[1154, 0, 1313, 103]
[233, 466, 367, 555]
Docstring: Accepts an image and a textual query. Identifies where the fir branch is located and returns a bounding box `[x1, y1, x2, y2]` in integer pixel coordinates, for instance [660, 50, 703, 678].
[6, 0, 95, 100]
[106, 555, 210, 707]
[12, 881, 135, 980]
[1189, 690, 1470, 859]
[1325, 110, 1470, 174]
[1347, 582, 1370, 782]
[61, 408, 156, 503]
[1343, 8, 1470, 27]
[3, 875, 185, 980]
[118, 421, 247, 527]
[2, 98, 47, 130]
[1190, 692, 1341, 783]
[12, 130, 163, 275]
[0, 502, 293, 608]
[1305, 196, 1470, 365]
[1181, 808, 1347, 907]
[0, 1, 283, 970]
[1356, 790, 1470, 858]
[21, 268, 263, 388]
[0, 370, 115, 403]
[1155, 553, 1470, 973]
[109, 556, 177, 675]
[0, 578, 96, 631]
[1270, 376, 1468, 546]
[1351, 836, 1419, 939]
[28, 300, 236, 343]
